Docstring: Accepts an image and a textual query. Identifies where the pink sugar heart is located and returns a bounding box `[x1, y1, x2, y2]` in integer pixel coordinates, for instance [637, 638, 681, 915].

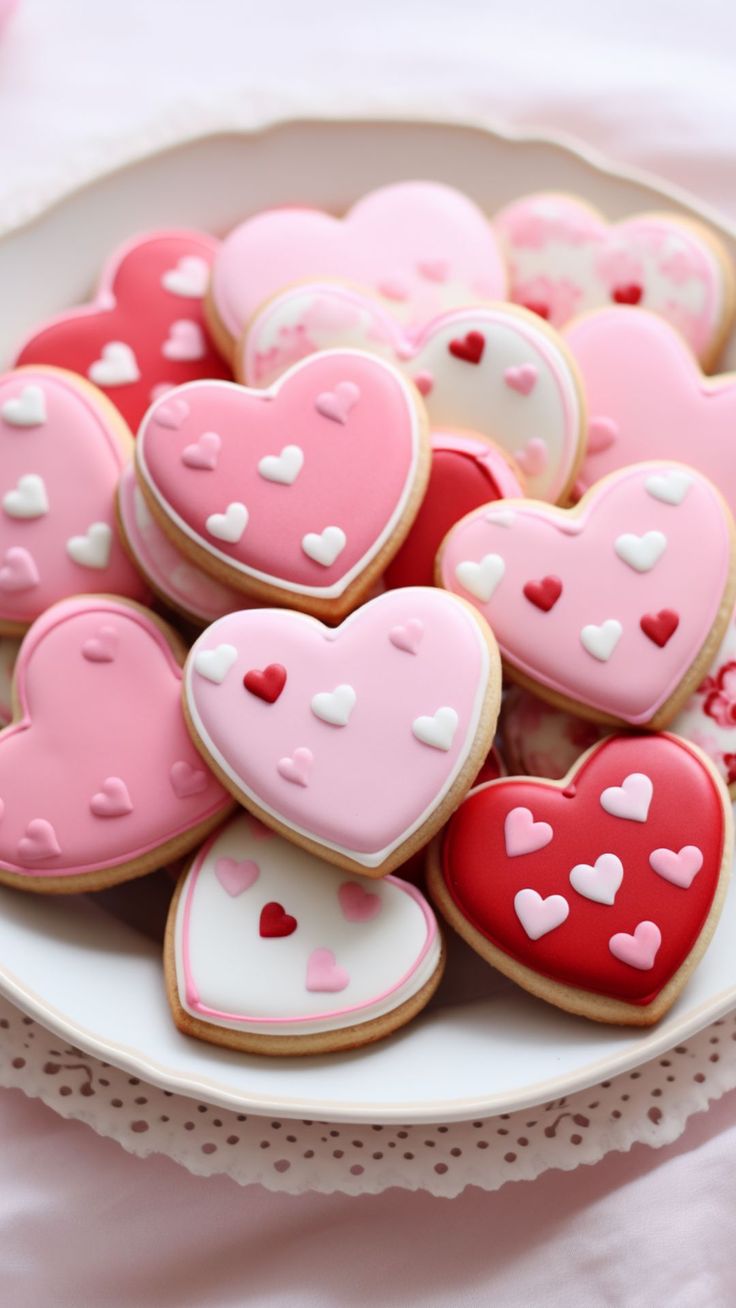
[89, 776, 133, 818]
[649, 845, 703, 888]
[82, 625, 118, 663]
[18, 818, 61, 862]
[413, 370, 434, 397]
[417, 258, 449, 283]
[609, 920, 662, 970]
[306, 946, 350, 992]
[514, 437, 549, 476]
[587, 416, 619, 454]
[162, 320, 206, 362]
[277, 748, 313, 788]
[389, 619, 424, 654]
[0, 547, 40, 593]
[504, 806, 553, 857]
[181, 430, 221, 470]
[314, 380, 360, 425]
[504, 363, 537, 396]
[153, 398, 190, 429]
[170, 759, 209, 798]
[377, 276, 410, 302]
[338, 879, 382, 922]
[215, 855, 260, 896]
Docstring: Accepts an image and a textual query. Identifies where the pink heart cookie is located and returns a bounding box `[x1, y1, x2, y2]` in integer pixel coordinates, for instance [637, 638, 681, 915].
[566, 307, 736, 514]
[136, 351, 430, 618]
[0, 367, 149, 633]
[0, 596, 232, 891]
[208, 180, 506, 350]
[185, 587, 500, 875]
[15, 231, 231, 429]
[494, 193, 733, 365]
[241, 284, 584, 502]
[438, 462, 736, 728]
[167, 811, 443, 1054]
[116, 465, 247, 626]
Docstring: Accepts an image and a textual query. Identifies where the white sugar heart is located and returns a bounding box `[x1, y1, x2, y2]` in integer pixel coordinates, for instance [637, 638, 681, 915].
[455, 554, 505, 602]
[311, 683, 356, 727]
[193, 643, 238, 685]
[1, 384, 46, 427]
[649, 845, 703, 888]
[580, 619, 622, 662]
[600, 772, 653, 822]
[412, 706, 458, 751]
[483, 509, 515, 527]
[161, 256, 210, 298]
[504, 806, 553, 857]
[2, 473, 48, 519]
[258, 444, 304, 485]
[614, 531, 667, 572]
[569, 852, 623, 905]
[301, 526, 346, 567]
[206, 502, 248, 543]
[645, 470, 693, 506]
[514, 888, 569, 940]
[66, 522, 112, 570]
[88, 341, 140, 386]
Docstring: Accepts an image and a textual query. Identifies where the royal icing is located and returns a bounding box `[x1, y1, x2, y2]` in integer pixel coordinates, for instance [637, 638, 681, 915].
[0, 368, 148, 630]
[439, 462, 734, 726]
[15, 231, 230, 428]
[136, 351, 427, 612]
[210, 181, 507, 345]
[439, 734, 727, 1006]
[117, 465, 246, 624]
[494, 194, 729, 362]
[566, 308, 736, 513]
[0, 597, 231, 882]
[241, 284, 583, 501]
[173, 812, 441, 1037]
[185, 587, 496, 870]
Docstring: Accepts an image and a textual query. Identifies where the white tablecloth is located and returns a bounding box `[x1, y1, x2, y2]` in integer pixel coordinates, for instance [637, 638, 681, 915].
[2, 1, 736, 1303]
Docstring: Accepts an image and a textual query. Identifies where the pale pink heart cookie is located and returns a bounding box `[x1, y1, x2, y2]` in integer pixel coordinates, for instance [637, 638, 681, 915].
[167, 811, 443, 1054]
[117, 465, 249, 626]
[566, 307, 736, 512]
[185, 587, 500, 875]
[136, 351, 430, 618]
[15, 230, 231, 429]
[241, 284, 584, 502]
[0, 596, 232, 892]
[438, 462, 736, 728]
[208, 180, 506, 353]
[494, 193, 734, 365]
[0, 367, 148, 633]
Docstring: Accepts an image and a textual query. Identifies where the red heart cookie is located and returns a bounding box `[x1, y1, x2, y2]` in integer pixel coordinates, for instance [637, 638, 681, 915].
[428, 735, 732, 1025]
[15, 230, 231, 429]
[0, 596, 232, 892]
[136, 351, 430, 619]
[439, 462, 736, 728]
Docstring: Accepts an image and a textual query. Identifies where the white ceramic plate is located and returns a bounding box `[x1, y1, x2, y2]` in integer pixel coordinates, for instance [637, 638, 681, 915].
[1, 119, 735, 1124]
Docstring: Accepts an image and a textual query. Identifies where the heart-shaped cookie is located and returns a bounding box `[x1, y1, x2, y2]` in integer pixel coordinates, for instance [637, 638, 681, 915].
[184, 587, 500, 875]
[0, 367, 149, 633]
[136, 351, 430, 618]
[241, 284, 585, 502]
[166, 811, 444, 1054]
[0, 596, 232, 892]
[566, 308, 736, 512]
[15, 230, 230, 428]
[207, 180, 506, 355]
[428, 734, 732, 1025]
[439, 462, 736, 728]
[494, 193, 734, 366]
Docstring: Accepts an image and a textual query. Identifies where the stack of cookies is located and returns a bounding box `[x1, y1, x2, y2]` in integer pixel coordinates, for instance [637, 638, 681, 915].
[1, 182, 734, 1053]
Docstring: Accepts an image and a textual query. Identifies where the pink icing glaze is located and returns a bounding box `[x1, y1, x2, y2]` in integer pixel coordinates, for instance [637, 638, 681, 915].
[185, 588, 492, 867]
[15, 230, 231, 429]
[566, 308, 736, 510]
[495, 193, 725, 361]
[178, 813, 438, 1027]
[211, 181, 506, 342]
[117, 464, 247, 623]
[241, 284, 582, 502]
[0, 597, 231, 879]
[440, 462, 733, 725]
[137, 351, 424, 602]
[0, 368, 148, 627]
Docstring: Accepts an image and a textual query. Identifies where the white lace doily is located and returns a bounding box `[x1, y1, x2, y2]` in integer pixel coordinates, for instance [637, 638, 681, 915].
[0, 992, 734, 1196]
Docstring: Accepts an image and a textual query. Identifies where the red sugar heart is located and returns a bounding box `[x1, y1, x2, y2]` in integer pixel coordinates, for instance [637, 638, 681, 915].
[243, 663, 287, 703]
[259, 901, 298, 938]
[448, 331, 485, 365]
[522, 575, 563, 612]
